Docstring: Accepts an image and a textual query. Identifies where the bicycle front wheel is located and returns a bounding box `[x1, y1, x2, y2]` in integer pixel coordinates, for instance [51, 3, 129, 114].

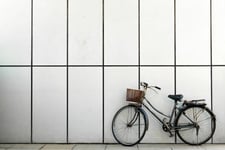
[175, 105, 216, 145]
[112, 105, 147, 146]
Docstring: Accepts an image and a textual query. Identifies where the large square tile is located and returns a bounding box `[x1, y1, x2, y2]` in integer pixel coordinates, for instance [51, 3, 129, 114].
[0, 144, 12, 148]
[42, 144, 75, 150]
[0, 0, 31, 65]
[138, 144, 172, 150]
[69, 68, 102, 143]
[8, 144, 44, 150]
[106, 144, 138, 150]
[172, 144, 204, 150]
[176, 0, 210, 65]
[33, 68, 67, 143]
[141, 0, 174, 65]
[203, 144, 225, 150]
[105, 0, 138, 65]
[0, 68, 31, 142]
[33, 0, 66, 65]
[69, 0, 102, 65]
[73, 144, 105, 150]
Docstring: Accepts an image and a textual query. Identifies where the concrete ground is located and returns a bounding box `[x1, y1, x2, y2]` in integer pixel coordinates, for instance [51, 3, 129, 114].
[0, 144, 224, 150]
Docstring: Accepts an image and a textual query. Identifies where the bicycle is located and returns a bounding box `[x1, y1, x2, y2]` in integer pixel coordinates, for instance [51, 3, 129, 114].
[111, 82, 216, 146]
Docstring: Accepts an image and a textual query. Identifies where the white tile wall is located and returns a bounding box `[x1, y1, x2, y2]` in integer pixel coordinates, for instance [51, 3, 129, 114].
[0, 68, 30, 142]
[33, 68, 66, 143]
[104, 67, 138, 143]
[69, 0, 102, 65]
[105, 0, 138, 65]
[140, 67, 174, 143]
[33, 0, 66, 65]
[1, 0, 225, 144]
[69, 67, 102, 143]
[0, 0, 31, 65]
[176, 0, 210, 65]
[213, 67, 225, 143]
[141, 0, 174, 65]
[212, 0, 225, 65]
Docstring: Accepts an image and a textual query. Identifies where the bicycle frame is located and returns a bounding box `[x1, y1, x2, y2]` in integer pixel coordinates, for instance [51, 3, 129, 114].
[140, 97, 196, 133]
[142, 97, 176, 127]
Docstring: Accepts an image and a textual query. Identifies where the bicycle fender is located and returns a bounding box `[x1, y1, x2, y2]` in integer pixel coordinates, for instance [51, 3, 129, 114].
[138, 107, 149, 131]
[128, 104, 149, 131]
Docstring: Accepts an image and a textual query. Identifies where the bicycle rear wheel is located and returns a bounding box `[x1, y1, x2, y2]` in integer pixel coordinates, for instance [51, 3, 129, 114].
[112, 105, 147, 146]
[175, 105, 216, 145]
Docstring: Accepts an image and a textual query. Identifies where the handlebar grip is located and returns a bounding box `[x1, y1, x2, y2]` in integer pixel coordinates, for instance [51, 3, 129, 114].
[154, 86, 161, 90]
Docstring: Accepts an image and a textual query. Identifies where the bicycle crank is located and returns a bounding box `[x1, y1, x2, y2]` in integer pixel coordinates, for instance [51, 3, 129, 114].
[162, 124, 173, 137]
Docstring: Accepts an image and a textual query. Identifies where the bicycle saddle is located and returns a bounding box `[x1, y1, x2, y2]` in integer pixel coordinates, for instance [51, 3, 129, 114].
[168, 94, 183, 102]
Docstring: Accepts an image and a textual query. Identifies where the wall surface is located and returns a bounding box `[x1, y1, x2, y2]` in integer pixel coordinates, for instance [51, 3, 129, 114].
[0, 0, 225, 143]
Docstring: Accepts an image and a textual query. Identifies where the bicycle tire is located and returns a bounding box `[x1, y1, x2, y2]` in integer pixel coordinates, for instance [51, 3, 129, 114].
[112, 105, 147, 146]
[175, 105, 216, 145]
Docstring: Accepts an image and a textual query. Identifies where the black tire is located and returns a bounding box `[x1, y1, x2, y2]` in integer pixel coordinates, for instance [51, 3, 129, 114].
[175, 105, 216, 145]
[112, 105, 147, 146]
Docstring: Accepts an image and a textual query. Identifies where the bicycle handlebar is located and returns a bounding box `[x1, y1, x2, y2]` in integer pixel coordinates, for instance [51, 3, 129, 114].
[140, 82, 148, 88]
[140, 82, 161, 90]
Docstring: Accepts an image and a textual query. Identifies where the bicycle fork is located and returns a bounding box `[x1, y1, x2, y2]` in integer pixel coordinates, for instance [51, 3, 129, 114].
[127, 106, 149, 131]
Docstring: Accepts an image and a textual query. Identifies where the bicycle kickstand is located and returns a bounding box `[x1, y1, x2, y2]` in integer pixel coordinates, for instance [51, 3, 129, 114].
[169, 130, 174, 137]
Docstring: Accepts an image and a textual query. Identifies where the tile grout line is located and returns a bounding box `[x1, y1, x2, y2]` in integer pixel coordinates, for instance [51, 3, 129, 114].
[138, 0, 141, 89]
[210, 0, 214, 144]
[66, 0, 69, 144]
[71, 144, 77, 150]
[138, 0, 141, 140]
[102, 0, 105, 144]
[174, 0, 177, 144]
[104, 144, 107, 150]
[39, 144, 46, 150]
[31, 0, 34, 144]
[2, 65, 225, 67]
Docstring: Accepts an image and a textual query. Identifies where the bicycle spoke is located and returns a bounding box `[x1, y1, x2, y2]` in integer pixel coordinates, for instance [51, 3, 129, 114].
[197, 117, 212, 124]
[194, 109, 204, 120]
[183, 113, 195, 124]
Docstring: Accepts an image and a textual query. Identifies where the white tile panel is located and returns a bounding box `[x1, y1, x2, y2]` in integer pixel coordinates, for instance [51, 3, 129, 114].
[141, 67, 174, 143]
[212, 0, 225, 65]
[104, 67, 138, 142]
[33, 0, 66, 65]
[212, 67, 225, 143]
[0, 68, 30, 142]
[176, 67, 211, 106]
[33, 67, 66, 143]
[141, 0, 174, 65]
[0, 0, 31, 65]
[176, 0, 210, 65]
[69, 0, 102, 65]
[69, 67, 102, 142]
[105, 0, 138, 65]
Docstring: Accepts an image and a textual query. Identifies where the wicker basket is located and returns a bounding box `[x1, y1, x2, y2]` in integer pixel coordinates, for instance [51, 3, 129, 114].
[126, 89, 144, 103]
